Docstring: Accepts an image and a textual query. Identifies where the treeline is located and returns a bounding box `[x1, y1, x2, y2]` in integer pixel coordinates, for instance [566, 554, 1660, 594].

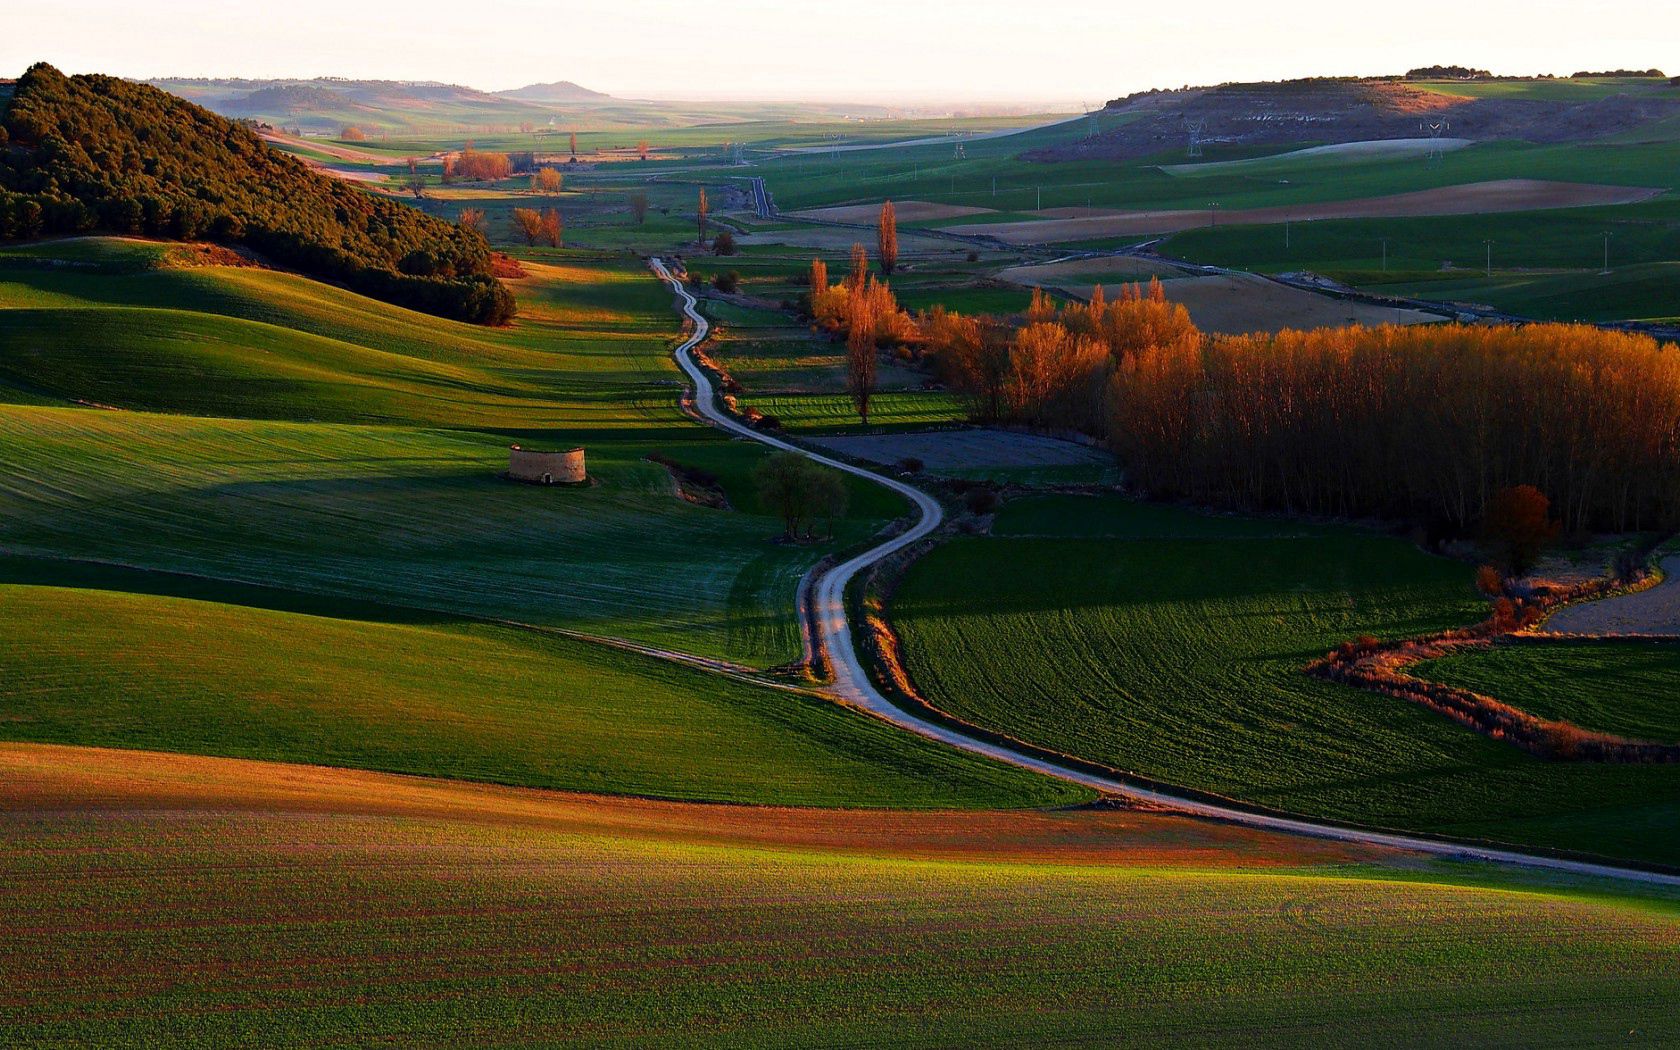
[0, 63, 514, 324]
[915, 280, 1680, 534]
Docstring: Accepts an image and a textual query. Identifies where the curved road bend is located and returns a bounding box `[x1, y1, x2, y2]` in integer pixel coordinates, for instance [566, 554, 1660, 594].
[650, 257, 1680, 890]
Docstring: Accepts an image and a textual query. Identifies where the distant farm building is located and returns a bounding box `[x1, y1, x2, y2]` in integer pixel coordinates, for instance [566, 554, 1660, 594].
[508, 445, 586, 485]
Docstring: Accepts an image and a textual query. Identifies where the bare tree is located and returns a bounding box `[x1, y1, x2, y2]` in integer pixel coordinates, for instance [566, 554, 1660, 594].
[697, 188, 710, 244]
[627, 190, 649, 225]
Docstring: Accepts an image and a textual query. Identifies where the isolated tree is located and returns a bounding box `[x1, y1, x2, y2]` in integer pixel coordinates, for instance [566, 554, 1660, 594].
[511, 207, 545, 246]
[540, 207, 563, 247]
[696, 188, 710, 244]
[404, 157, 425, 197]
[809, 257, 828, 299]
[530, 167, 563, 194]
[712, 230, 736, 256]
[637, 140, 650, 161]
[754, 452, 842, 540]
[341, 125, 367, 141]
[1483, 485, 1561, 578]
[457, 207, 487, 236]
[627, 190, 649, 225]
[877, 200, 899, 275]
[570, 130, 579, 158]
[846, 293, 878, 426]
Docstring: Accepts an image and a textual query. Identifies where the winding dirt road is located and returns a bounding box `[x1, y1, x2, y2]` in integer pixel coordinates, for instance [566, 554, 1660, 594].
[650, 257, 1680, 889]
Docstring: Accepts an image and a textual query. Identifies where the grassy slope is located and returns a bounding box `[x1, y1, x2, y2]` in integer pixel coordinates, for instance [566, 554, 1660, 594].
[6, 745, 1680, 1049]
[0, 239, 901, 666]
[0, 582, 1078, 807]
[889, 495, 1680, 866]
[1419, 640, 1680, 745]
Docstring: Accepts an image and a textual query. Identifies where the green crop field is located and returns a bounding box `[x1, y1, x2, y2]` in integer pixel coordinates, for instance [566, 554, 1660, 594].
[0, 580, 1077, 807]
[1418, 640, 1680, 745]
[6, 749, 1680, 1048]
[0, 239, 908, 667]
[1370, 262, 1680, 323]
[889, 495, 1680, 866]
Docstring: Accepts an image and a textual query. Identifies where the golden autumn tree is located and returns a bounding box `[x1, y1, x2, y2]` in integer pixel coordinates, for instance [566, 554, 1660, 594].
[569, 130, 579, 158]
[540, 207, 562, 248]
[877, 200, 898, 275]
[697, 188, 710, 244]
[510, 207, 545, 245]
[846, 290, 878, 426]
[530, 167, 563, 194]
[637, 140, 650, 161]
[848, 242, 869, 291]
[809, 257, 828, 299]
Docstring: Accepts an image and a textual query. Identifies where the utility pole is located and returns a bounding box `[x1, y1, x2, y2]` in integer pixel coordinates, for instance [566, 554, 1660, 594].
[1380, 237, 1389, 272]
[1285, 217, 1291, 249]
[992, 175, 996, 197]
[1602, 231, 1612, 275]
[1037, 186, 1042, 211]
[1484, 239, 1494, 278]
[1208, 202, 1220, 228]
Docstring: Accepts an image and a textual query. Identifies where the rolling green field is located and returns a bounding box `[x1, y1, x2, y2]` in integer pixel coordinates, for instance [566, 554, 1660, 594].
[1369, 262, 1680, 323]
[1419, 640, 1680, 745]
[0, 239, 903, 666]
[889, 495, 1680, 866]
[6, 746, 1680, 1048]
[0, 581, 1077, 807]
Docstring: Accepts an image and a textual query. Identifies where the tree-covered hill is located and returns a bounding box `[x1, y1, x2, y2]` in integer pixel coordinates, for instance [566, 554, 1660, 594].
[0, 64, 512, 324]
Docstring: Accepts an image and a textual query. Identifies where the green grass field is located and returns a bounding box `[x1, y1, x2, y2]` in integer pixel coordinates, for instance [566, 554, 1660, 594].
[0, 239, 903, 666]
[1369, 262, 1680, 323]
[0, 581, 1077, 808]
[1418, 640, 1680, 745]
[889, 495, 1680, 866]
[7, 749, 1680, 1048]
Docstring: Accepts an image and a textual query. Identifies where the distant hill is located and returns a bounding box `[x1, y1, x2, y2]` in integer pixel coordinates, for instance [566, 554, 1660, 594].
[498, 81, 613, 104]
[149, 76, 606, 134]
[0, 64, 513, 324]
[1032, 76, 1680, 162]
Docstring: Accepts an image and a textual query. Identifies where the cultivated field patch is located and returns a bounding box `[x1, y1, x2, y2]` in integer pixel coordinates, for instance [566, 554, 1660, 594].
[810, 428, 1109, 471]
[1154, 273, 1444, 334]
[7, 744, 1680, 1048]
[791, 200, 997, 224]
[1542, 554, 1680, 636]
[947, 179, 1667, 244]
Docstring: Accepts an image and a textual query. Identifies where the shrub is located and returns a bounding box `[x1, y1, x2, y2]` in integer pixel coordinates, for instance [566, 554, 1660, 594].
[712, 230, 737, 255]
[964, 488, 1000, 515]
[712, 270, 740, 294]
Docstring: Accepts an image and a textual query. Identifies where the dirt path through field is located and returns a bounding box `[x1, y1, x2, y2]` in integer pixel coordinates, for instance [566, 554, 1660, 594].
[651, 256, 1680, 888]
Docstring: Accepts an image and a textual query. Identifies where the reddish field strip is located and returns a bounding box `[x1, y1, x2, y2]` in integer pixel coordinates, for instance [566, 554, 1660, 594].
[0, 743, 1388, 868]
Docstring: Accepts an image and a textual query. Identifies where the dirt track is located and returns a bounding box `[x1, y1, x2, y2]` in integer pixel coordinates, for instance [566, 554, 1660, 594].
[653, 256, 1680, 889]
[793, 201, 996, 224]
[946, 180, 1667, 244]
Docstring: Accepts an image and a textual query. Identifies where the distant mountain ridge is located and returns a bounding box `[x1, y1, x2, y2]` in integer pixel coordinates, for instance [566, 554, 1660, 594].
[148, 76, 614, 133]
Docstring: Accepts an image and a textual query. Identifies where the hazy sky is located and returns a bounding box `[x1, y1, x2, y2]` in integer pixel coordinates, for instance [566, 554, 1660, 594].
[6, 0, 1677, 106]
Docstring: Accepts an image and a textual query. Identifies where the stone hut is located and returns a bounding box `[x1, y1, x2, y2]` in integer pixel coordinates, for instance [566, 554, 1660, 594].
[508, 444, 586, 485]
